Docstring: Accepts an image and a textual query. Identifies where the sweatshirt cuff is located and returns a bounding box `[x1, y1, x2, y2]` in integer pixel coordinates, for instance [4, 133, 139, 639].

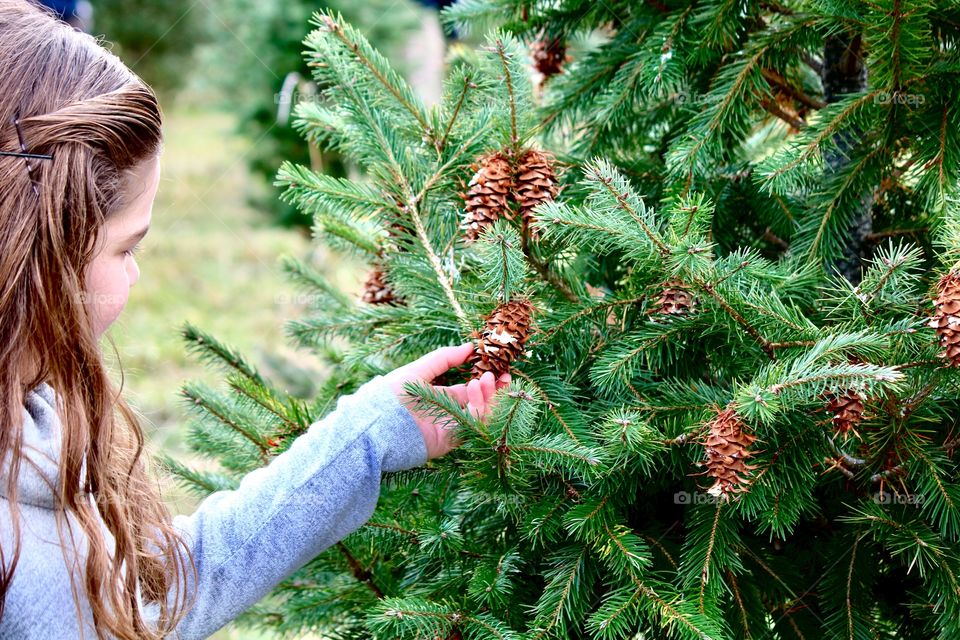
[357, 374, 428, 472]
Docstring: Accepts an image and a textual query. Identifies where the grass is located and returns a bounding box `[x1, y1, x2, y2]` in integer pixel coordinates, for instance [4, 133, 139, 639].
[103, 106, 362, 639]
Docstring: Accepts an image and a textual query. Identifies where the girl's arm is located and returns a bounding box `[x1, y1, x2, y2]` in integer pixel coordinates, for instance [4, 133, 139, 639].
[153, 343, 502, 639]
[165, 373, 426, 639]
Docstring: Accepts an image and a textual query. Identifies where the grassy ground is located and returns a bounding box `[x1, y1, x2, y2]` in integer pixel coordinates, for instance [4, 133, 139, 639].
[103, 106, 360, 639]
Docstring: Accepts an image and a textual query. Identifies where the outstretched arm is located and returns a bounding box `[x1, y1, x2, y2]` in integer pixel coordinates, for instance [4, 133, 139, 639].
[163, 344, 504, 639]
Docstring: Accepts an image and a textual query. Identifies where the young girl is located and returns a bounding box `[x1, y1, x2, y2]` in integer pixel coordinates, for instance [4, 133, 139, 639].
[0, 2, 508, 638]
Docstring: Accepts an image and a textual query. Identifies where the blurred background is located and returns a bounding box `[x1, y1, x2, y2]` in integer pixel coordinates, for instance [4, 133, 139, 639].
[43, 1, 449, 637]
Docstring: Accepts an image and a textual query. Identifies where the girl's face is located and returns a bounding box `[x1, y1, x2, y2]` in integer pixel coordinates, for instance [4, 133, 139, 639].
[84, 156, 160, 338]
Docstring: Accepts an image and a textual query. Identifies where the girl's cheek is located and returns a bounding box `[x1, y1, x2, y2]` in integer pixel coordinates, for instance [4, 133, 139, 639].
[83, 256, 132, 336]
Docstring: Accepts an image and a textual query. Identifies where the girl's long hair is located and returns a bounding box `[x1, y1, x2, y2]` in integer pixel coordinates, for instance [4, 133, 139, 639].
[0, 2, 195, 637]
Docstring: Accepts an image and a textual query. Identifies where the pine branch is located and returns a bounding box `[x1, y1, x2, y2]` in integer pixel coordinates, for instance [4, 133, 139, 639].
[181, 324, 265, 386]
[494, 37, 519, 148]
[769, 340, 818, 349]
[530, 546, 592, 640]
[761, 96, 807, 130]
[768, 367, 900, 396]
[694, 276, 775, 359]
[739, 546, 797, 599]
[761, 89, 884, 184]
[513, 440, 600, 467]
[698, 503, 723, 614]
[182, 385, 272, 465]
[807, 144, 887, 264]
[844, 534, 861, 640]
[437, 73, 476, 154]
[410, 201, 468, 325]
[531, 296, 645, 346]
[227, 376, 306, 438]
[415, 122, 490, 205]
[157, 454, 238, 496]
[643, 533, 678, 569]
[364, 521, 420, 542]
[336, 541, 385, 599]
[510, 370, 582, 445]
[317, 13, 430, 134]
[761, 68, 825, 110]
[475, 222, 530, 303]
[522, 244, 578, 303]
[725, 569, 751, 637]
[593, 169, 669, 256]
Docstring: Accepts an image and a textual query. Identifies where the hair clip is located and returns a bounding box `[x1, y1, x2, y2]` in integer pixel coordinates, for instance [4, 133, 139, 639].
[2, 114, 53, 198]
[0, 150, 54, 160]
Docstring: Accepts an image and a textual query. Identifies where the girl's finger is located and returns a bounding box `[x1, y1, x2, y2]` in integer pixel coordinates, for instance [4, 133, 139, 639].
[480, 371, 496, 407]
[466, 378, 484, 419]
[437, 383, 468, 406]
[413, 343, 475, 382]
[495, 373, 511, 390]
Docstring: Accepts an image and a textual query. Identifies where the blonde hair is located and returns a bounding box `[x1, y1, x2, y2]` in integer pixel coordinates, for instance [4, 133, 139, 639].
[0, 2, 194, 637]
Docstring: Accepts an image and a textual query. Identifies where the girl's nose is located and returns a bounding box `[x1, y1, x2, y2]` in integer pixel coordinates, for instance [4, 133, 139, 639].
[128, 257, 140, 286]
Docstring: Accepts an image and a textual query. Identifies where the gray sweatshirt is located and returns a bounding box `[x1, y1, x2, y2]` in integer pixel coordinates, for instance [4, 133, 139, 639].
[0, 375, 427, 638]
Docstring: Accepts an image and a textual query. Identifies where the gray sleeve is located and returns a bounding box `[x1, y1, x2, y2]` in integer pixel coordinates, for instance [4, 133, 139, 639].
[167, 374, 427, 639]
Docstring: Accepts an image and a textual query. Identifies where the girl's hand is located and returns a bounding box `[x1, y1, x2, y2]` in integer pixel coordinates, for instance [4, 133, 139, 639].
[384, 342, 510, 459]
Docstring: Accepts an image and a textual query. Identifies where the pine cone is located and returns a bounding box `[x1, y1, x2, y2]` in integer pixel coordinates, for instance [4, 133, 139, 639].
[531, 36, 566, 81]
[361, 266, 398, 305]
[586, 283, 619, 326]
[650, 279, 696, 316]
[699, 406, 758, 500]
[461, 151, 514, 242]
[470, 299, 536, 380]
[824, 389, 865, 440]
[928, 270, 960, 366]
[514, 149, 558, 241]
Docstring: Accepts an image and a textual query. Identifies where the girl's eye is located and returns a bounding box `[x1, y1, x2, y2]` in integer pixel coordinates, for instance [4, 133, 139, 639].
[124, 244, 142, 257]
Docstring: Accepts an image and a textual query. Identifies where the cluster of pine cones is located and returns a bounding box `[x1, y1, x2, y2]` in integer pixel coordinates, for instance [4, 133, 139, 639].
[461, 149, 559, 243]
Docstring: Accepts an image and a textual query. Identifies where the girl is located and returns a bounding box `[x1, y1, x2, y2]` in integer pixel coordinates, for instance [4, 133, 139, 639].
[0, 2, 508, 638]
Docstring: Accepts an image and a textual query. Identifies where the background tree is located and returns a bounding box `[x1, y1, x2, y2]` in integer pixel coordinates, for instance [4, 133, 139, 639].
[193, 0, 425, 228]
[93, 0, 209, 97]
[165, 3, 960, 639]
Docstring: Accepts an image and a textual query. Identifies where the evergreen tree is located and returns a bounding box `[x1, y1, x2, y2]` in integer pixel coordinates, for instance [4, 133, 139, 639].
[165, 3, 960, 639]
[196, 0, 424, 227]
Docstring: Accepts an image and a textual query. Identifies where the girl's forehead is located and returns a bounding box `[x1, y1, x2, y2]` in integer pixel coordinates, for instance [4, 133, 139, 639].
[110, 157, 160, 232]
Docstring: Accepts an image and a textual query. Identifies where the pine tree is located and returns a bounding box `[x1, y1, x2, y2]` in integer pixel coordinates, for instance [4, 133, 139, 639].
[165, 4, 960, 639]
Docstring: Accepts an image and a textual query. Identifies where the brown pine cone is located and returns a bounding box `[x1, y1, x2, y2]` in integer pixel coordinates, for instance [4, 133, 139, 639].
[470, 299, 536, 380]
[361, 266, 398, 305]
[698, 406, 758, 501]
[461, 151, 514, 242]
[824, 389, 865, 440]
[928, 270, 960, 366]
[650, 279, 696, 316]
[514, 149, 558, 241]
[531, 36, 567, 81]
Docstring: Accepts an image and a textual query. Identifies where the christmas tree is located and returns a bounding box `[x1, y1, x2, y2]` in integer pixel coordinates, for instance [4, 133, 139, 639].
[165, 3, 960, 638]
